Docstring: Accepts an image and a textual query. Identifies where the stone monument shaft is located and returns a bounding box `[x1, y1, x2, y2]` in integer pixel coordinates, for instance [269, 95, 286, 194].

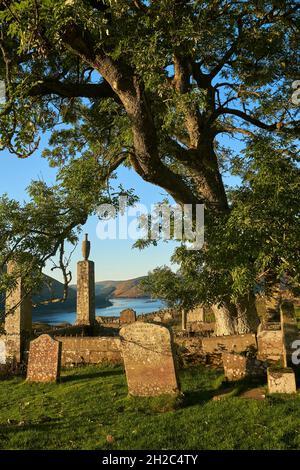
[5, 261, 32, 363]
[76, 234, 95, 325]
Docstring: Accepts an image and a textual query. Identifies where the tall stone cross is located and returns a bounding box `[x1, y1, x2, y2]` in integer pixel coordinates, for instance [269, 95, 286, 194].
[76, 234, 95, 326]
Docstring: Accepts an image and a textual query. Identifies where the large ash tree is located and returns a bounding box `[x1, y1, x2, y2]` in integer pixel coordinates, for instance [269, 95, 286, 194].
[0, 0, 299, 334]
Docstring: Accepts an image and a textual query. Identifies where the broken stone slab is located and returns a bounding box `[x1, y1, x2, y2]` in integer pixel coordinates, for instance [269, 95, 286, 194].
[222, 351, 266, 382]
[120, 321, 180, 397]
[222, 352, 248, 381]
[267, 367, 297, 394]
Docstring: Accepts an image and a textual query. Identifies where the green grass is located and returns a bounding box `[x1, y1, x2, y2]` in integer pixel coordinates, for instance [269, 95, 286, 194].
[1, 364, 300, 450]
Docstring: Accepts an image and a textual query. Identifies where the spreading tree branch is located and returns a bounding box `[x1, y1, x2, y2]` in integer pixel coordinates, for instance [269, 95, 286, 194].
[29, 79, 116, 100]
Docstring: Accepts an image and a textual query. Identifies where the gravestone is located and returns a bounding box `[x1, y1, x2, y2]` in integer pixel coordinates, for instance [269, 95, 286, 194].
[120, 322, 179, 396]
[27, 334, 62, 383]
[222, 352, 248, 381]
[119, 308, 136, 324]
[76, 234, 95, 326]
[222, 351, 266, 381]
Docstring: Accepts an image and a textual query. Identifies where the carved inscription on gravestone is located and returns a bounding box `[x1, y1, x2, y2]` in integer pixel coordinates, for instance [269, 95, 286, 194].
[120, 322, 179, 396]
[27, 334, 62, 383]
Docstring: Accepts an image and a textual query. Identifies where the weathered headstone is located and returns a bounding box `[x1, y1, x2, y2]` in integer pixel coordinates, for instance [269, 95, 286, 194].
[120, 322, 180, 396]
[27, 334, 62, 383]
[5, 261, 32, 363]
[119, 308, 136, 324]
[76, 234, 95, 326]
[222, 352, 248, 381]
[222, 351, 266, 381]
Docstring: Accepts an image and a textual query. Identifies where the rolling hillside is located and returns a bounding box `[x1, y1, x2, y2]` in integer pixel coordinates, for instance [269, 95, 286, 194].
[94, 277, 148, 299]
[33, 275, 111, 315]
[32, 276, 148, 315]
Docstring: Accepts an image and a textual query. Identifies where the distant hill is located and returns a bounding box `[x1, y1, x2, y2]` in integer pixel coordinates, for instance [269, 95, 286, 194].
[33, 275, 111, 315]
[94, 277, 148, 299]
[33, 275, 148, 315]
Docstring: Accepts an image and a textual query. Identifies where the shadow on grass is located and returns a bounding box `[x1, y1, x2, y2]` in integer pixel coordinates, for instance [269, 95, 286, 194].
[0, 417, 62, 440]
[61, 368, 123, 383]
[183, 375, 267, 407]
[183, 388, 217, 406]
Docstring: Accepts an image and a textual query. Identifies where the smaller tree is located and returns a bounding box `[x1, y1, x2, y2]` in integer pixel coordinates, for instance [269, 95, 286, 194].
[0, 154, 137, 319]
[141, 265, 201, 330]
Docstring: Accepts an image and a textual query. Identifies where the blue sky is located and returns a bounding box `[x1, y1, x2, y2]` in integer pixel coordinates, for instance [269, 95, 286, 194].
[0, 141, 180, 282]
[0, 130, 241, 283]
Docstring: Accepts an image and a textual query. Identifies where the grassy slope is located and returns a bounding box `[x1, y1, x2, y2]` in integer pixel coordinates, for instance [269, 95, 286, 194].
[1, 365, 300, 450]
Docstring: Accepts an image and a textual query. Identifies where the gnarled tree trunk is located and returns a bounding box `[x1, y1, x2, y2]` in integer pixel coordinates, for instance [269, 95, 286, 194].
[213, 293, 260, 336]
[62, 25, 261, 339]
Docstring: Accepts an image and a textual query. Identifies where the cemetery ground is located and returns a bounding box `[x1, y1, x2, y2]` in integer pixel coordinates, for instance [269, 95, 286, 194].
[1, 364, 300, 450]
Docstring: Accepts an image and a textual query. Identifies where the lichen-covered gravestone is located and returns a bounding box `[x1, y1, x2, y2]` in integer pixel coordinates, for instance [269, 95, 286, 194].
[120, 322, 180, 396]
[119, 308, 136, 324]
[27, 334, 62, 383]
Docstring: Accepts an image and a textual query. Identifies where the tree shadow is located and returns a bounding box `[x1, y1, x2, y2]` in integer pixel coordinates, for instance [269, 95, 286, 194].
[182, 375, 267, 407]
[0, 418, 62, 441]
[183, 388, 217, 406]
[61, 368, 123, 383]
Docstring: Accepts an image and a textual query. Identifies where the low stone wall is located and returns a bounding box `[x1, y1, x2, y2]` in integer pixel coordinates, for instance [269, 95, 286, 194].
[202, 334, 257, 366]
[96, 308, 178, 326]
[138, 308, 177, 323]
[187, 306, 204, 323]
[51, 325, 92, 337]
[202, 333, 257, 354]
[187, 322, 215, 334]
[174, 336, 206, 366]
[96, 316, 119, 325]
[56, 336, 122, 367]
